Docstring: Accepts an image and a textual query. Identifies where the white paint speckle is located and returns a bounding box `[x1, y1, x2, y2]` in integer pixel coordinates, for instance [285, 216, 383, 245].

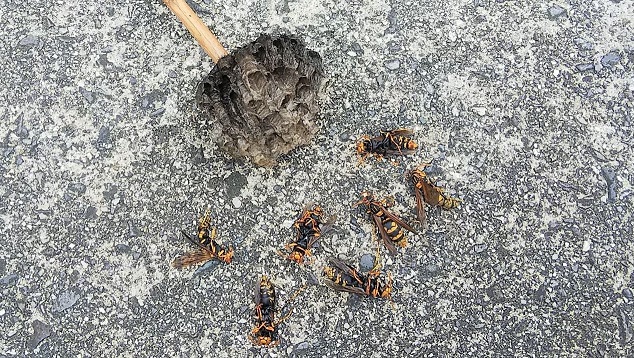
[582, 240, 591, 252]
[473, 107, 486, 116]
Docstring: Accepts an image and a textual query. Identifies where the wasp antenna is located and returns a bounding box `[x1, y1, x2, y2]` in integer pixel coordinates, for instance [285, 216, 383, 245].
[181, 230, 198, 245]
[276, 249, 288, 260]
[278, 283, 307, 317]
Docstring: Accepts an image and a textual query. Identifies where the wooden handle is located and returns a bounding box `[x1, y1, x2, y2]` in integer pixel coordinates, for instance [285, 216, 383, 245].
[164, 0, 228, 63]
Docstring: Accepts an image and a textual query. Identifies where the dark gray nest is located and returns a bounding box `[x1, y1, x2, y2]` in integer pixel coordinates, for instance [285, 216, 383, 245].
[196, 34, 324, 167]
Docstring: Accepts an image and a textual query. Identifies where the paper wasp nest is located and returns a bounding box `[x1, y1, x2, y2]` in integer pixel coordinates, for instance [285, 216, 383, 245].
[196, 34, 324, 167]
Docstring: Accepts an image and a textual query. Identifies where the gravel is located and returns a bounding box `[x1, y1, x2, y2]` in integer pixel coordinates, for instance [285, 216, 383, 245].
[1, 0, 633, 356]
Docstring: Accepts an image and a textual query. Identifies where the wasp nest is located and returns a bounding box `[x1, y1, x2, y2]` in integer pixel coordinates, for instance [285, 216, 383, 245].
[196, 34, 324, 167]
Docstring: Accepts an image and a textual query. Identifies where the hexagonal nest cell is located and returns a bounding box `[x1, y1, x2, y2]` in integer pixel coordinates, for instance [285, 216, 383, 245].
[196, 34, 325, 167]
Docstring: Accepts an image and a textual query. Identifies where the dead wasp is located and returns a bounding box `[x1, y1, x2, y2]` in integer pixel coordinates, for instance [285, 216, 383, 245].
[323, 256, 393, 300]
[249, 275, 304, 347]
[172, 210, 234, 268]
[280, 205, 334, 264]
[356, 128, 418, 162]
[411, 163, 462, 226]
[355, 191, 417, 255]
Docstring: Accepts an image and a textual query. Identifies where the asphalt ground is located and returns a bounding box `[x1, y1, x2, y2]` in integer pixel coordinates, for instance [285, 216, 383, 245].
[1, 0, 633, 356]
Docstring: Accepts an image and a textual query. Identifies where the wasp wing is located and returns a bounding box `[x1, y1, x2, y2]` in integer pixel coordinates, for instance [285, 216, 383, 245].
[383, 148, 417, 156]
[306, 233, 323, 249]
[324, 279, 368, 296]
[413, 185, 427, 229]
[379, 205, 417, 234]
[172, 249, 216, 269]
[254, 276, 262, 306]
[419, 178, 442, 206]
[328, 258, 365, 286]
[387, 128, 414, 137]
[371, 213, 398, 255]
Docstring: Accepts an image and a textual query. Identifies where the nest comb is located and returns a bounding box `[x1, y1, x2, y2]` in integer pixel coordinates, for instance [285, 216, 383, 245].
[164, 0, 324, 167]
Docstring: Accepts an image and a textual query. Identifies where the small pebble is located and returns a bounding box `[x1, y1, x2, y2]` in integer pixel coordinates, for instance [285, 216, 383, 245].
[574, 38, 593, 50]
[601, 52, 620, 68]
[359, 254, 375, 271]
[601, 167, 617, 202]
[384, 59, 400, 70]
[27, 320, 51, 350]
[548, 5, 566, 19]
[150, 108, 165, 117]
[115, 244, 131, 254]
[19, 35, 40, 47]
[474, 243, 488, 253]
[232, 197, 242, 208]
[376, 73, 385, 87]
[54, 290, 80, 312]
[79, 87, 95, 104]
[582, 240, 591, 252]
[575, 63, 594, 72]
[473, 107, 486, 116]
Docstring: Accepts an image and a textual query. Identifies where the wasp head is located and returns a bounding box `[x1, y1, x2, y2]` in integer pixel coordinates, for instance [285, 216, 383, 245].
[406, 140, 418, 151]
[288, 250, 305, 264]
[411, 163, 431, 180]
[312, 205, 324, 218]
[249, 330, 276, 347]
[355, 191, 374, 207]
[355, 138, 369, 155]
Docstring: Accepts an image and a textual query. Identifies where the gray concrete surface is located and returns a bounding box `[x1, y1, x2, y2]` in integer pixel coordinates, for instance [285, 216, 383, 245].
[1, 0, 633, 356]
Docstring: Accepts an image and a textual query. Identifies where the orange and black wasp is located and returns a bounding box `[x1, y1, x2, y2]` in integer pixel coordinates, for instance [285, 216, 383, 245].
[356, 191, 417, 255]
[172, 210, 234, 268]
[249, 275, 304, 347]
[280, 204, 334, 264]
[411, 163, 462, 227]
[323, 256, 393, 300]
[356, 128, 418, 162]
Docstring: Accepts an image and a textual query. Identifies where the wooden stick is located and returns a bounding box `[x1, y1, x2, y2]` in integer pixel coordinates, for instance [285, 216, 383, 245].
[164, 0, 228, 63]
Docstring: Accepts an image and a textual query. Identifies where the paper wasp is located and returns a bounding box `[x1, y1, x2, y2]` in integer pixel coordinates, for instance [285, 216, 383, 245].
[280, 204, 334, 264]
[249, 275, 304, 347]
[172, 210, 234, 268]
[356, 191, 417, 255]
[323, 254, 393, 300]
[356, 128, 418, 162]
[411, 163, 462, 227]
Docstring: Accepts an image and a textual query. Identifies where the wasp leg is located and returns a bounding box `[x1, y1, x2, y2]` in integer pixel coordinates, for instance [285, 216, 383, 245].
[276, 285, 307, 325]
[386, 133, 405, 156]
